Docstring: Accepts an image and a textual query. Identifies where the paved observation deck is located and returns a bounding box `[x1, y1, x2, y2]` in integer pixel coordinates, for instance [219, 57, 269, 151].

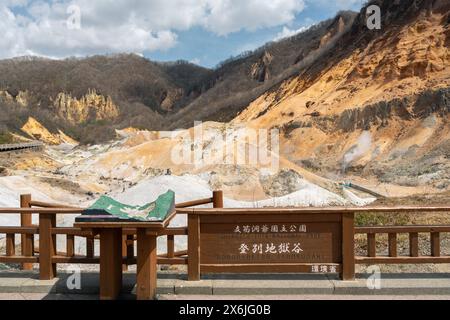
[1, 270, 450, 300]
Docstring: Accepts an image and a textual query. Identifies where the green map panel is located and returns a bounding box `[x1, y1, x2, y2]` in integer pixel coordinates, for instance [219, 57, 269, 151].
[76, 190, 175, 222]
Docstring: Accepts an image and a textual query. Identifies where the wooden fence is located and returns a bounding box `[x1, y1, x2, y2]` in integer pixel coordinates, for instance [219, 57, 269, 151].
[355, 225, 450, 264]
[0, 141, 44, 153]
[0, 192, 449, 281]
[0, 191, 223, 280]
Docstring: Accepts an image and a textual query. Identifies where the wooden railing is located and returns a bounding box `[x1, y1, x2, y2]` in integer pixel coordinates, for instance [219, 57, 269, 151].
[0, 191, 224, 279]
[1, 193, 449, 280]
[0, 141, 44, 153]
[355, 225, 450, 264]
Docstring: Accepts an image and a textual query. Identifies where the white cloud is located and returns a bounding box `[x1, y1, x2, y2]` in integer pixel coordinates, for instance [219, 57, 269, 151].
[189, 58, 201, 65]
[274, 24, 312, 41]
[0, 0, 306, 59]
[202, 0, 305, 36]
[334, 0, 362, 10]
[306, 0, 362, 11]
[0, 7, 27, 58]
[2, 0, 29, 7]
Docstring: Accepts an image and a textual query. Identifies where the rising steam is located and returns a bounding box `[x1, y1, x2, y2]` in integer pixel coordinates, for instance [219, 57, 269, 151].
[342, 131, 372, 172]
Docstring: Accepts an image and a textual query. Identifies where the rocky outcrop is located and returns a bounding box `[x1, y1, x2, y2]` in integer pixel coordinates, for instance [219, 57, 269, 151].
[52, 89, 119, 124]
[289, 88, 450, 134]
[335, 88, 450, 132]
[15, 91, 30, 107]
[0, 90, 28, 107]
[319, 16, 346, 48]
[346, 1, 450, 82]
[0, 91, 14, 104]
[259, 169, 304, 197]
[336, 98, 412, 132]
[413, 87, 450, 117]
[160, 88, 184, 111]
[21, 117, 78, 145]
[250, 51, 273, 82]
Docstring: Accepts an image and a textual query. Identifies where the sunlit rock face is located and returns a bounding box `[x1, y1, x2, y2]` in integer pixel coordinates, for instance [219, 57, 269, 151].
[21, 117, 78, 145]
[250, 51, 273, 82]
[52, 89, 119, 124]
[0, 90, 29, 107]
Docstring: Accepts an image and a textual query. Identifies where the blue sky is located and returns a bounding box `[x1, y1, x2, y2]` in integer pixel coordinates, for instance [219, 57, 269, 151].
[148, 1, 363, 67]
[2, 0, 363, 68]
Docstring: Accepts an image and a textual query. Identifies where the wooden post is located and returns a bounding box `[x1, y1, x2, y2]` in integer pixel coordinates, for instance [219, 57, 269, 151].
[127, 235, 134, 261]
[122, 235, 128, 271]
[122, 233, 135, 271]
[431, 232, 440, 257]
[39, 214, 56, 280]
[136, 229, 157, 300]
[20, 194, 33, 270]
[188, 214, 200, 281]
[99, 229, 123, 300]
[86, 237, 94, 258]
[66, 235, 75, 257]
[341, 213, 355, 281]
[212, 190, 223, 208]
[167, 235, 175, 258]
[6, 234, 15, 256]
[51, 215, 57, 276]
[388, 233, 397, 257]
[409, 232, 419, 257]
[367, 233, 376, 257]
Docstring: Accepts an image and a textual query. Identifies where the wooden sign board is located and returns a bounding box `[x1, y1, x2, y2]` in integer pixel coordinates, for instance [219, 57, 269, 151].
[188, 212, 354, 279]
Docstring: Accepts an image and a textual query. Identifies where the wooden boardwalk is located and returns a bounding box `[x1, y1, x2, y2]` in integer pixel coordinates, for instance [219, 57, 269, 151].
[0, 141, 44, 153]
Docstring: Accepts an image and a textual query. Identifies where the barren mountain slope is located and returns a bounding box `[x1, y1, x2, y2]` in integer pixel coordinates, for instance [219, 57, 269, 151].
[0, 55, 212, 143]
[167, 11, 358, 128]
[0, 12, 357, 143]
[233, 0, 450, 193]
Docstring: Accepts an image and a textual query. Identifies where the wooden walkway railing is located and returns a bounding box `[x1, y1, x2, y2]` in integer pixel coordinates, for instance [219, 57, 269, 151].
[1, 192, 449, 280]
[355, 225, 450, 264]
[0, 191, 223, 280]
[0, 141, 44, 153]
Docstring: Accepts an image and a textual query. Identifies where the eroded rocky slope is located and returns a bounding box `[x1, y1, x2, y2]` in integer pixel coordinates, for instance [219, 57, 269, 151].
[233, 0, 450, 193]
[0, 0, 448, 200]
